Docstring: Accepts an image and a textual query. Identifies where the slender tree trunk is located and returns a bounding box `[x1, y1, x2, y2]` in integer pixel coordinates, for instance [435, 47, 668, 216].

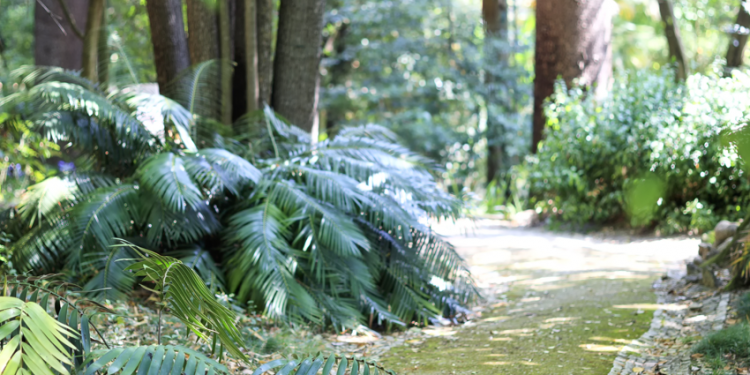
[218, 0, 233, 125]
[82, 0, 104, 82]
[234, 0, 260, 122]
[34, 0, 89, 69]
[657, 0, 689, 81]
[727, 0, 750, 69]
[186, 0, 219, 64]
[323, 22, 351, 138]
[272, 0, 326, 132]
[146, 0, 191, 95]
[483, 0, 508, 185]
[257, 0, 275, 106]
[532, 0, 617, 153]
[97, 2, 109, 86]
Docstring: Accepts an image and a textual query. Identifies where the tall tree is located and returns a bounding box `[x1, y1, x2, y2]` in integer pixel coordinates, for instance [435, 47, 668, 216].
[256, 0, 275, 105]
[218, 0, 233, 125]
[186, 0, 219, 64]
[81, 0, 105, 82]
[272, 0, 327, 132]
[97, 2, 109, 85]
[34, 0, 89, 69]
[657, 0, 689, 81]
[726, 1, 750, 70]
[233, 0, 260, 121]
[483, 0, 508, 184]
[146, 0, 191, 95]
[532, 0, 617, 153]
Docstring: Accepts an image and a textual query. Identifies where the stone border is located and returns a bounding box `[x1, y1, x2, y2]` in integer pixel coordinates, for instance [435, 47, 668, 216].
[608, 279, 732, 375]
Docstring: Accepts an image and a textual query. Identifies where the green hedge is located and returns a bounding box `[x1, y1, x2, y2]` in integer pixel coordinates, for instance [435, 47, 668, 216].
[528, 70, 750, 233]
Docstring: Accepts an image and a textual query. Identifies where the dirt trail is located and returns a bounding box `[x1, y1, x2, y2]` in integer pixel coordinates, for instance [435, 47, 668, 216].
[379, 221, 698, 375]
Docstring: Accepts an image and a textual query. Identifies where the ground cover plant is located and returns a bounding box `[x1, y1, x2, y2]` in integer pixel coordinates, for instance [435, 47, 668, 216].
[0, 66, 475, 332]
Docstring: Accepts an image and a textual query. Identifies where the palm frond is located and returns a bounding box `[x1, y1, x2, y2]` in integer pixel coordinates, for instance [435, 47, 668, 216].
[10, 219, 70, 273]
[252, 355, 395, 375]
[124, 92, 197, 151]
[137, 152, 204, 213]
[67, 185, 139, 270]
[0, 297, 78, 375]
[138, 190, 221, 248]
[84, 345, 231, 375]
[9, 65, 98, 92]
[122, 245, 247, 361]
[83, 245, 138, 300]
[167, 245, 226, 290]
[17, 177, 77, 227]
[185, 148, 261, 195]
[224, 200, 322, 322]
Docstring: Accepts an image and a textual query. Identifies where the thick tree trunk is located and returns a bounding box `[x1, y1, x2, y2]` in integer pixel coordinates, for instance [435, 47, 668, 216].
[82, 0, 104, 82]
[186, 0, 219, 64]
[657, 0, 689, 81]
[233, 0, 260, 122]
[531, 0, 617, 153]
[257, 0, 275, 106]
[272, 0, 326, 132]
[34, 0, 89, 69]
[146, 0, 191, 95]
[218, 0, 233, 125]
[726, 1, 750, 69]
[483, 0, 508, 185]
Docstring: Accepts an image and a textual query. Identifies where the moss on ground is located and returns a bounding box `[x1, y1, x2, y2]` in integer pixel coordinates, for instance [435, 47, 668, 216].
[380, 271, 657, 375]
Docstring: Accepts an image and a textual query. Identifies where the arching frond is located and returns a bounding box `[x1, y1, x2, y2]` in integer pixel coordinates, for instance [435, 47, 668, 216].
[251, 355, 395, 375]
[122, 245, 247, 361]
[167, 245, 226, 290]
[138, 191, 221, 248]
[0, 297, 78, 375]
[137, 152, 204, 212]
[185, 148, 261, 195]
[84, 345, 232, 375]
[224, 200, 321, 322]
[17, 177, 77, 227]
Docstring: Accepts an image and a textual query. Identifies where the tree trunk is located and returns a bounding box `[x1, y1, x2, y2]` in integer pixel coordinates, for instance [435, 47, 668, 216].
[233, 0, 260, 122]
[257, 0, 275, 106]
[272, 0, 326, 132]
[483, 0, 508, 185]
[657, 0, 689, 81]
[186, 0, 219, 64]
[82, 0, 104, 82]
[146, 0, 191, 95]
[218, 0, 233, 125]
[34, 0, 89, 69]
[323, 21, 351, 138]
[726, 1, 750, 70]
[531, 0, 617, 153]
[97, 1, 109, 86]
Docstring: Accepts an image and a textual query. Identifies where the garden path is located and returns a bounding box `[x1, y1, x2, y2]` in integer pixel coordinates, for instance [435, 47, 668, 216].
[378, 220, 699, 374]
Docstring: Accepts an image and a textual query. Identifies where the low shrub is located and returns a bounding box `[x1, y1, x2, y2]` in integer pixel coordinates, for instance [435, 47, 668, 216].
[528, 69, 750, 233]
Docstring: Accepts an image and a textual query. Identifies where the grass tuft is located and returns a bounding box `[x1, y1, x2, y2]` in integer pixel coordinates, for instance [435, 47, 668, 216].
[692, 322, 750, 359]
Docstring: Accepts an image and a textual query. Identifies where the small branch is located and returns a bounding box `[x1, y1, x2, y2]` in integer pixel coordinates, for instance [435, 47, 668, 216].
[57, 0, 85, 39]
[35, 0, 68, 37]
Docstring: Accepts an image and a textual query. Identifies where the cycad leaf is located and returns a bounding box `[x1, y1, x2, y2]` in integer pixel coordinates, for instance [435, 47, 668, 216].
[85, 345, 230, 375]
[17, 177, 77, 227]
[137, 152, 204, 212]
[0, 297, 78, 375]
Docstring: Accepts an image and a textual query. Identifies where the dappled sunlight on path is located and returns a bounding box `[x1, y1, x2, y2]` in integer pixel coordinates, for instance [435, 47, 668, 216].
[379, 220, 699, 375]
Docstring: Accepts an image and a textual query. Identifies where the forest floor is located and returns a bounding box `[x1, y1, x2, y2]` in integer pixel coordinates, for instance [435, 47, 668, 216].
[376, 220, 699, 375]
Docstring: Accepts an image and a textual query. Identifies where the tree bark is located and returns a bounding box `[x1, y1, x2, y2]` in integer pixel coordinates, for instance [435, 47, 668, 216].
[726, 1, 750, 69]
[272, 0, 326, 132]
[34, 0, 89, 69]
[146, 0, 191, 95]
[218, 0, 233, 125]
[186, 0, 219, 64]
[657, 0, 689, 81]
[97, 1, 109, 86]
[233, 0, 260, 122]
[82, 0, 104, 82]
[483, 0, 508, 185]
[257, 0, 275, 106]
[532, 0, 617, 153]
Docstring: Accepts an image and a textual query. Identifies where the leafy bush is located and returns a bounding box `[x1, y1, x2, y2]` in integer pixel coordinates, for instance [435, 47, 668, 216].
[0, 252, 398, 375]
[528, 69, 750, 233]
[0, 66, 475, 329]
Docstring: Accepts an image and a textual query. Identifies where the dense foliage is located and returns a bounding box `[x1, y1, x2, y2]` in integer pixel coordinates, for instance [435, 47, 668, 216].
[528, 69, 750, 233]
[0, 66, 474, 330]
